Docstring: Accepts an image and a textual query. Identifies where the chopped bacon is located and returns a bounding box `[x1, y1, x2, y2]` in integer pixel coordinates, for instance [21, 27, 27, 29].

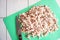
[18, 5, 58, 38]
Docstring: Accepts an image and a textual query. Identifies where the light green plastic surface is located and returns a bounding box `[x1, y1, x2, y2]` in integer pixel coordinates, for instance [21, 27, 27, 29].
[3, 0, 60, 40]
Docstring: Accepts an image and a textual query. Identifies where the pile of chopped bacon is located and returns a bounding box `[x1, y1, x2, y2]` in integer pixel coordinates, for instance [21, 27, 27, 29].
[18, 5, 58, 38]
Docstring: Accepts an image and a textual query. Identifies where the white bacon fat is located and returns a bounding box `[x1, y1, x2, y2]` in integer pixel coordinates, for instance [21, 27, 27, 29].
[18, 5, 58, 38]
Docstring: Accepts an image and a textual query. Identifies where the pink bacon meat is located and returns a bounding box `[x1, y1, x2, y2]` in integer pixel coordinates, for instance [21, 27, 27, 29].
[18, 5, 58, 38]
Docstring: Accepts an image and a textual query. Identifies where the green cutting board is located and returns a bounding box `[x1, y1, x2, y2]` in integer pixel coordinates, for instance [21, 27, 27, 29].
[3, 0, 60, 40]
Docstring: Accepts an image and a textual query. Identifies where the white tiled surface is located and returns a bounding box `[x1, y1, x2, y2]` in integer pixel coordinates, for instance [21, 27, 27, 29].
[0, 19, 11, 40]
[7, 0, 28, 16]
[56, 0, 60, 7]
[7, 0, 39, 16]
[29, 0, 40, 5]
[0, 0, 39, 40]
[0, 0, 6, 17]
[0, 0, 60, 40]
[0, 19, 6, 40]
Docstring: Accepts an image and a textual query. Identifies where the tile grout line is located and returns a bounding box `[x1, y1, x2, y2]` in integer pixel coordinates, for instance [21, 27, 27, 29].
[6, 0, 7, 40]
[27, 0, 29, 8]
[0, 17, 5, 18]
[27, 0, 29, 18]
